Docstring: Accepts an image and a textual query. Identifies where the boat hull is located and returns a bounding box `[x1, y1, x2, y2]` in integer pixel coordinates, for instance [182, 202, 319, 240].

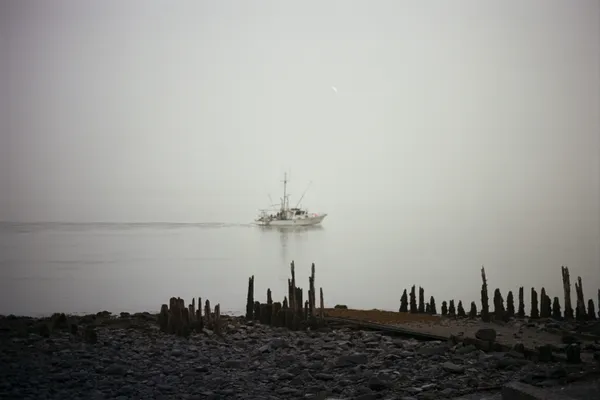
[255, 214, 327, 227]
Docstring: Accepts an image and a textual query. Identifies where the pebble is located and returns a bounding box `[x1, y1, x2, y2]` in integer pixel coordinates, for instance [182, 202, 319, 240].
[0, 314, 597, 399]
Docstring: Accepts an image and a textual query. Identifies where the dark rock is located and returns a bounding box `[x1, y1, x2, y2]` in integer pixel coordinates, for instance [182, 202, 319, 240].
[106, 364, 126, 375]
[442, 362, 464, 374]
[475, 328, 496, 342]
[368, 375, 391, 391]
[566, 344, 581, 363]
[336, 353, 368, 367]
[537, 345, 553, 362]
[512, 343, 526, 354]
[354, 394, 377, 400]
[314, 373, 334, 381]
[561, 334, 578, 344]
[456, 344, 477, 355]
[224, 360, 244, 369]
[334, 304, 348, 309]
[417, 344, 448, 356]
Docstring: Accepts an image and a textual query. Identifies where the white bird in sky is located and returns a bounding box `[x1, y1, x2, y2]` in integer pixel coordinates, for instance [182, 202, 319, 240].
[331, 86, 338, 94]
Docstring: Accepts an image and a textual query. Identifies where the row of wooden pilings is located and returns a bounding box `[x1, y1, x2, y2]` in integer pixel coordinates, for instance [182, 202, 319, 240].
[399, 265, 600, 322]
[158, 296, 221, 337]
[157, 261, 327, 337]
[245, 261, 326, 330]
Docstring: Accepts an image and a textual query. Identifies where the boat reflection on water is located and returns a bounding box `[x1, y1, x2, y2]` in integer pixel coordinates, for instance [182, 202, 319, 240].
[258, 224, 325, 273]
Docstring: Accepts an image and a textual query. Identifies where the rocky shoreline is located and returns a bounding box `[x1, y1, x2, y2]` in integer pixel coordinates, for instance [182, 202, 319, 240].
[1, 312, 599, 400]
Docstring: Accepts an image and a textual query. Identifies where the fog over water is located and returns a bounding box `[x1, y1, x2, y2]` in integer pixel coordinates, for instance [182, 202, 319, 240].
[0, 1, 599, 316]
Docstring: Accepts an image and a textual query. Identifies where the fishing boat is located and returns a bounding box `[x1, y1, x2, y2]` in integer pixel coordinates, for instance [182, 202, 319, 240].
[254, 173, 327, 227]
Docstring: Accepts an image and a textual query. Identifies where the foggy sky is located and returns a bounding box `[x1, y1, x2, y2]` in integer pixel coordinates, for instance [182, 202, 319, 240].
[1, 0, 599, 247]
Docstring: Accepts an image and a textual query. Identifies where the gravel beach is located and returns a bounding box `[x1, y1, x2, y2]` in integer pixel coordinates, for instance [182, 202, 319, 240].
[1, 312, 599, 400]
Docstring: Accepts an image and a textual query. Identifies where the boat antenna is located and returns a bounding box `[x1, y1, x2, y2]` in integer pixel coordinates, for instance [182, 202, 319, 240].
[295, 181, 313, 208]
[281, 172, 288, 212]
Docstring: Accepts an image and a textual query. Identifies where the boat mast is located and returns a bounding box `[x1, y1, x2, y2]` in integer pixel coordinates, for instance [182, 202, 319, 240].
[281, 172, 288, 214]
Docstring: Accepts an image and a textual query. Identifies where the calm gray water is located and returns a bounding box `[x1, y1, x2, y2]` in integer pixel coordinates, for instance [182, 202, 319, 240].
[0, 221, 598, 317]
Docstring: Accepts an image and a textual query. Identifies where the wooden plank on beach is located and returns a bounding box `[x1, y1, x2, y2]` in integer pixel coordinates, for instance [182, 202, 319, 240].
[324, 316, 449, 342]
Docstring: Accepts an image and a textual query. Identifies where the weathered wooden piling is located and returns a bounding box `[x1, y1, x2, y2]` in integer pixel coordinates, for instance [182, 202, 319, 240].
[159, 296, 218, 337]
[308, 263, 316, 316]
[272, 302, 282, 326]
[429, 296, 437, 315]
[409, 285, 417, 313]
[530, 288, 539, 319]
[418, 287, 425, 314]
[399, 289, 408, 312]
[204, 299, 211, 327]
[266, 289, 273, 325]
[290, 261, 296, 311]
[167, 297, 181, 335]
[448, 300, 456, 317]
[295, 287, 303, 315]
[190, 298, 196, 321]
[574, 276, 587, 321]
[540, 288, 551, 319]
[425, 303, 431, 314]
[493, 289, 505, 318]
[253, 301, 260, 321]
[587, 299, 596, 320]
[517, 287, 525, 318]
[480, 266, 490, 322]
[457, 301, 466, 318]
[319, 287, 324, 318]
[552, 297, 562, 320]
[506, 291, 515, 318]
[561, 266, 574, 320]
[246, 275, 254, 320]
[469, 302, 477, 318]
[159, 304, 169, 332]
[213, 304, 221, 334]
[441, 301, 448, 316]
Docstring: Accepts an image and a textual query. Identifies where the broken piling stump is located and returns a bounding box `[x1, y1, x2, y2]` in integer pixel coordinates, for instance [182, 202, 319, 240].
[506, 291, 515, 318]
[409, 285, 417, 313]
[399, 289, 408, 312]
[429, 296, 437, 315]
[493, 288, 505, 318]
[540, 288, 551, 319]
[246, 275, 254, 320]
[457, 301, 466, 318]
[530, 288, 539, 319]
[574, 276, 587, 321]
[448, 300, 456, 317]
[469, 302, 477, 319]
[480, 266, 490, 322]
[561, 266, 574, 320]
[517, 286, 525, 318]
[418, 287, 425, 313]
[319, 287, 324, 318]
[588, 299, 596, 320]
[552, 297, 562, 320]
